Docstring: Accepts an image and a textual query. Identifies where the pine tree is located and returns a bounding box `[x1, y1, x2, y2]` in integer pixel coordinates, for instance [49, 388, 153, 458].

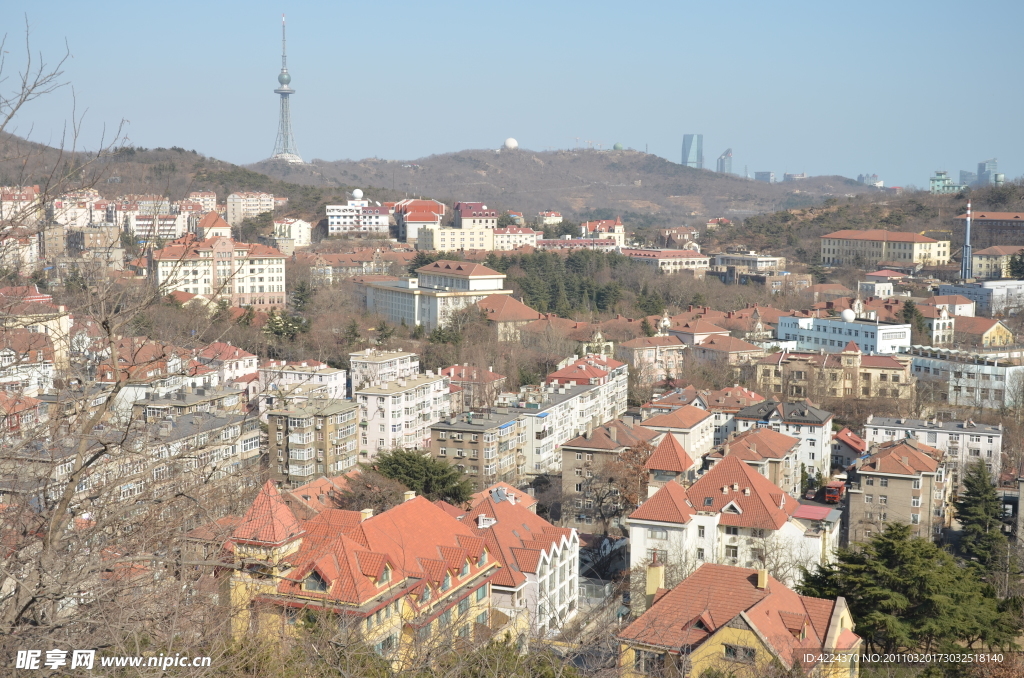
[640, 318, 656, 337]
[958, 460, 1007, 568]
[372, 450, 473, 505]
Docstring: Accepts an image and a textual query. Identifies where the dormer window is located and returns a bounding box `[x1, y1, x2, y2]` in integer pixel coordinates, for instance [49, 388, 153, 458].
[421, 587, 432, 603]
[441, 573, 451, 591]
[379, 566, 391, 584]
[478, 551, 488, 567]
[304, 571, 328, 592]
[461, 562, 470, 578]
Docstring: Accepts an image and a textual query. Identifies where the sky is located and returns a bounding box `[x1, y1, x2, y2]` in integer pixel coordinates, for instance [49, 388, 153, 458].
[4, 0, 1023, 187]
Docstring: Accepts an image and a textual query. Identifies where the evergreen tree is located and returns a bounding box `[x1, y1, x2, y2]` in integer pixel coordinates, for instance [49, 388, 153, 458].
[342, 318, 361, 344]
[1009, 251, 1024, 279]
[640, 318, 656, 337]
[958, 460, 1007, 568]
[291, 280, 313, 312]
[372, 449, 473, 504]
[375, 320, 395, 345]
[798, 523, 1020, 653]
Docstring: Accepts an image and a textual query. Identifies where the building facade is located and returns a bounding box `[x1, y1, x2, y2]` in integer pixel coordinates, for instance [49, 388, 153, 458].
[355, 372, 450, 457]
[820, 230, 950, 266]
[863, 415, 1002, 482]
[268, 398, 359, 484]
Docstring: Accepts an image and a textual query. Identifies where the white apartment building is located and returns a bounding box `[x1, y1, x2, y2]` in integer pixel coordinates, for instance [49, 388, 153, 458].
[258, 359, 347, 414]
[125, 213, 190, 241]
[272, 218, 312, 248]
[544, 354, 629, 426]
[454, 202, 498, 229]
[48, 189, 103, 228]
[0, 185, 43, 225]
[188, 191, 217, 212]
[195, 341, 259, 384]
[713, 251, 786, 270]
[776, 315, 911, 355]
[938, 280, 1024, 315]
[863, 414, 1003, 481]
[363, 260, 512, 330]
[355, 372, 451, 458]
[348, 349, 420, 393]
[538, 211, 563, 225]
[733, 401, 833, 479]
[640, 405, 715, 460]
[493, 227, 539, 250]
[626, 455, 840, 587]
[621, 248, 711, 273]
[326, 199, 390, 235]
[417, 225, 494, 252]
[905, 344, 1024, 410]
[226, 192, 276, 226]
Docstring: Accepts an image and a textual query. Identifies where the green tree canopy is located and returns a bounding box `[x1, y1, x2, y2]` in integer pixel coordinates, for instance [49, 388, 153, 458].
[372, 449, 474, 505]
[797, 523, 1019, 653]
[957, 460, 1008, 568]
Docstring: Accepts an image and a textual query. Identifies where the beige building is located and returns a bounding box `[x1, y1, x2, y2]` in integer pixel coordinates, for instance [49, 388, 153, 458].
[427, 410, 528, 491]
[417, 225, 494, 252]
[622, 248, 711, 273]
[820, 229, 950, 266]
[757, 342, 915, 401]
[972, 245, 1024, 280]
[616, 334, 687, 384]
[267, 398, 360, 485]
[226, 191, 276, 226]
[846, 438, 952, 543]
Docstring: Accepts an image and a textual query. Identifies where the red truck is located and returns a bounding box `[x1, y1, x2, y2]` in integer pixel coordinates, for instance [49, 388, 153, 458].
[824, 481, 846, 504]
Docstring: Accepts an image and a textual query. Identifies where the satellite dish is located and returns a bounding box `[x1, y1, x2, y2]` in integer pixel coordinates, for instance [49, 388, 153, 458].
[841, 309, 856, 323]
[375, 201, 381, 206]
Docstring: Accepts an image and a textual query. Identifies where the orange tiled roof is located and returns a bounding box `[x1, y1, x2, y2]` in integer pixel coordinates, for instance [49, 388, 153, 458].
[690, 456, 796, 530]
[645, 434, 695, 473]
[629, 481, 695, 524]
[642, 405, 711, 430]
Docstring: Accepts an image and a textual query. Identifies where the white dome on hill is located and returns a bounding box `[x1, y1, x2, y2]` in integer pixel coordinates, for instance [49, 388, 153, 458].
[352, 188, 364, 199]
[504, 138, 518, 150]
[841, 309, 856, 323]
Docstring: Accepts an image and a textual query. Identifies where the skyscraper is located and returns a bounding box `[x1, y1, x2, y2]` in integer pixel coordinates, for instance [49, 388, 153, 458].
[977, 158, 997, 185]
[681, 134, 703, 169]
[716, 148, 732, 174]
[272, 15, 302, 164]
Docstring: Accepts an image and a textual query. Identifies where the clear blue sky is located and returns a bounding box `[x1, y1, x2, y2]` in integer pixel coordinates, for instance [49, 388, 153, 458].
[5, 0, 1023, 187]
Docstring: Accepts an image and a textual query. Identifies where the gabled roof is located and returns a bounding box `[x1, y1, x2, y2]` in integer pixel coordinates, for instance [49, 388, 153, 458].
[674, 320, 730, 335]
[231, 481, 305, 546]
[629, 482, 695, 524]
[973, 245, 1024, 256]
[695, 335, 762, 353]
[620, 335, 686, 349]
[642, 405, 711, 430]
[475, 294, 541, 322]
[859, 439, 941, 476]
[953, 315, 1006, 337]
[690, 455, 796, 530]
[562, 419, 659, 451]
[416, 260, 502, 277]
[645, 435, 695, 473]
[713, 428, 800, 463]
[469, 482, 538, 511]
[833, 427, 867, 454]
[735, 401, 832, 425]
[821, 229, 937, 243]
[197, 341, 256, 362]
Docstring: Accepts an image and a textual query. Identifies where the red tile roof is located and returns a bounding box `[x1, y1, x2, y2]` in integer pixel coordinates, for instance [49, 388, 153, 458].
[695, 335, 762, 353]
[716, 427, 800, 462]
[833, 427, 867, 454]
[859, 439, 941, 476]
[629, 481, 695, 524]
[417, 260, 502, 277]
[475, 294, 541, 322]
[642, 405, 711, 430]
[645, 435, 695, 473]
[231, 481, 305, 546]
[690, 456, 796, 530]
[957, 212, 1024, 221]
[821, 229, 938, 243]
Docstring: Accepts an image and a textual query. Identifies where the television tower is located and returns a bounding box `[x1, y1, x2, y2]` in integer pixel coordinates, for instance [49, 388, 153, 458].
[272, 15, 303, 163]
[960, 200, 973, 280]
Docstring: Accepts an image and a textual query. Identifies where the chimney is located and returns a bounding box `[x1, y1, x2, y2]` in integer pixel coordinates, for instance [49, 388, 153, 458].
[744, 488, 751, 496]
[756, 568, 769, 590]
[360, 508, 373, 522]
[645, 553, 666, 610]
[403, 490, 416, 502]
[610, 427, 618, 443]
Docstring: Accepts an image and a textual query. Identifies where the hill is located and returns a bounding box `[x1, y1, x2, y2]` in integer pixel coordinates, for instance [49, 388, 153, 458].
[250, 148, 878, 225]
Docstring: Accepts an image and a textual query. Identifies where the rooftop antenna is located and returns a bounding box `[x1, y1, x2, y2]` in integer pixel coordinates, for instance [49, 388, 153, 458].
[960, 200, 973, 280]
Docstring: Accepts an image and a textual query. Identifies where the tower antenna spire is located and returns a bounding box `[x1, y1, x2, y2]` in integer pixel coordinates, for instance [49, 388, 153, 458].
[961, 200, 973, 280]
[272, 14, 302, 163]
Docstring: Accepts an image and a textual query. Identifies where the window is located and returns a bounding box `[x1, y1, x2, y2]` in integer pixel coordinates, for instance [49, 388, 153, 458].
[379, 566, 391, 584]
[879, 478, 888, 487]
[696, 548, 705, 560]
[725, 526, 739, 536]
[458, 598, 470, 615]
[879, 495, 887, 505]
[476, 585, 487, 602]
[865, 478, 874, 486]
[725, 546, 739, 559]
[865, 495, 873, 503]
[647, 528, 668, 540]
[305, 571, 328, 592]
[441, 574, 451, 591]
[911, 513, 920, 525]
[697, 526, 705, 538]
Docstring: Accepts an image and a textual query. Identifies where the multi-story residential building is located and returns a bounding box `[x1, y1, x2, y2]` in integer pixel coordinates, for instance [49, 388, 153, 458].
[641, 385, 766, 448]
[953, 316, 1014, 347]
[733, 401, 833, 479]
[616, 335, 687, 385]
[625, 455, 840, 586]
[845, 438, 952, 543]
[195, 341, 258, 385]
[832, 427, 868, 469]
[820, 229, 950, 266]
[188, 191, 217, 212]
[640, 405, 714, 461]
[864, 415, 1002, 482]
[617, 563, 860, 678]
[929, 170, 966, 194]
[776, 315, 911, 355]
[349, 349, 420, 393]
[453, 202, 498, 229]
[708, 427, 802, 497]
[125, 213, 190, 242]
[439, 365, 506, 409]
[492, 227, 539, 250]
[939, 280, 1024, 315]
[258, 359, 347, 411]
[225, 192, 276, 226]
[0, 185, 43, 224]
[417, 225, 494, 252]
[222, 483, 522, 658]
[535, 237, 618, 253]
[452, 485, 579, 637]
[645, 433, 700, 494]
[363, 260, 513, 331]
[954, 210, 1024, 245]
[394, 198, 446, 242]
[544, 354, 629, 425]
[0, 329, 55, 396]
[560, 418, 661, 533]
[271, 217, 312, 248]
[191, 212, 232, 240]
[326, 199, 390, 235]
[924, 294, 976, 317]
[538, 210, 563, 225]
[49, 189, 104, 227]
[621, 248, 710, 273]
[581, 218, 626, 247]
[906, 344, 1024, 409]
[972, 245, 1024, 280]
[268, 398, 360, 484]
[712, 251, 786, 270]
[757, 343, 914, 401]
[355, 372, 450, 457]
[149, 234, 287, 309]
[428, 410, 527, 490]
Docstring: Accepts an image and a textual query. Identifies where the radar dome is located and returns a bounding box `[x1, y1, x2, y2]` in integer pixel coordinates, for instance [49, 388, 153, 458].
[503, 138, 518, 150]
[351, 188, 364, 199]
[841, 309, 856, 323]
[278, 71, 291, 85]
[613, 142, 624, 150]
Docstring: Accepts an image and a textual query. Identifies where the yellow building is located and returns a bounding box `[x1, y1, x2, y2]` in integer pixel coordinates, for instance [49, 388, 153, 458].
[972, 245, 1024, 280]
[820, 229, 949, 267]
[953, 316, 1014, 347]
[224, 481, 525, 662]
[618, 562, 860, 677]
[418, 226, 495, 252]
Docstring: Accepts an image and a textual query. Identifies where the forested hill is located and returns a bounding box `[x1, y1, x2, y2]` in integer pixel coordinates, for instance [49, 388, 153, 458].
[251, 148, 878, 225]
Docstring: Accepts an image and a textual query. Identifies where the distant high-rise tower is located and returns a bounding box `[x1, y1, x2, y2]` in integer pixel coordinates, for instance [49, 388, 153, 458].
[977, 158, 997, 185]
[716, 148, 732, 174]
[681, 134, 703, 169]
[272, 15, 302, 163]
